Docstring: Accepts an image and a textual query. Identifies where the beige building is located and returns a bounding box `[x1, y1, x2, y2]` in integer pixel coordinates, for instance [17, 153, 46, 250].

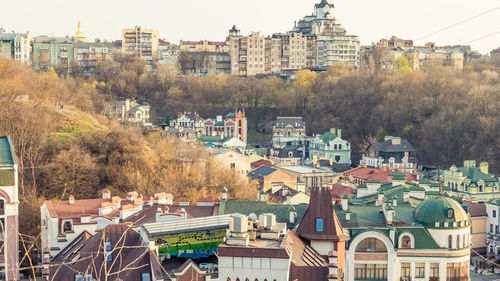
[121, 26, 159, 62]
[180, 40, 228, 53]
[228, 26, 317, 76]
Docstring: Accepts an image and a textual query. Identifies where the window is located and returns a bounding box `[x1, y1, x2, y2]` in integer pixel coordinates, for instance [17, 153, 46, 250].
[463, 234, 466, 248]
[446, 208, 454, 219]
[401, 235, 411, 248]
[494, 210, 497, 218]
[356, 238, 387, 252]
[401, 263, 410, 278]
[448, 235, 453, 248]
[105, 241, 112, 262]
[416, 263, 425, 278]
[0, 200, 4, 215]
[141, 273, 151, 281]
[84, 275, 92, 281]
[354, 264, 387, 280]
[316, 218, 324, 232]
[457, 235, 460, 249]
[430, 263, 439, 277]
[63, 221, 73, 233]
[75, 275, 83, 281]
[491, 223, 494, 233]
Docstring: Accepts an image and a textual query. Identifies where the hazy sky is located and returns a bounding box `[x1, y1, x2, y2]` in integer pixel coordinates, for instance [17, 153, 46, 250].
[2, 0, 499, 54]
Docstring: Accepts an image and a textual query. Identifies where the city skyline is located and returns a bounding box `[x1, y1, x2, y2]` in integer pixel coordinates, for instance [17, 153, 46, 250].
[2, 0, 499, 54]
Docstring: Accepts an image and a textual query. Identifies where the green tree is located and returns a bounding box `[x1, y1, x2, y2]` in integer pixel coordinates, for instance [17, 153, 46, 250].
[393, 56, 412, 72]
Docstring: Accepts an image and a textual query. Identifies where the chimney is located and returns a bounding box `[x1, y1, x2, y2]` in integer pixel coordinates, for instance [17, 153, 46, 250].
[329, 156, 333, 166]
[330, 128, 336, 134]
[345, 210, 351, 221]
[313, 153, 318, 166]
[102, 188, 111, 199]
[480, 162, 489, 174]
[377, 191, 384, 206]
[289, 206, 296, 225]
[392, 196, 398, 206]
[179, 208, 187, 219]
[341, 195, 348, 211]
[69, 195, 75, 205]
[155, 208, 162, 222]
[337, 128, 342, 139]
[285, 191, 292, 204]
[403, 188, 410, 202]
[221, 187, 227, 200]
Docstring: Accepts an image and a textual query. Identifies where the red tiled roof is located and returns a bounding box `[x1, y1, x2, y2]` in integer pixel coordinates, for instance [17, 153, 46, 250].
[344, 167, 416, 182]
[179, 197, 190, 202]
[197, 197, 215, 203]
[121, 204, 134, 210]
[251, 159, 273, 170]
[330, 184, 353, 199]
[100, 202, 113, 208]
[45, 198, 112, 219]
[463, 201, 487, 217]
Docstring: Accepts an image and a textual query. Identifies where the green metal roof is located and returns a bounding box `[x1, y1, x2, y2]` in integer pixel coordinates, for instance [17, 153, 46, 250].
[396, 228, 441, 249]
[0, 136, 16, 166]
[366, 179, 381, 183]
[319, 131, 337, 144]
[457, 166, 498, 184]
[413, 197, 469, 227]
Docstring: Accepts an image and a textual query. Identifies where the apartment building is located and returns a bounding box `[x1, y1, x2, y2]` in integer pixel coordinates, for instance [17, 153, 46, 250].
[292, 0, 360, 69]
[0, 29, 32, 66]
[32, 36, 74, 70]
[121, 26, 159, 62]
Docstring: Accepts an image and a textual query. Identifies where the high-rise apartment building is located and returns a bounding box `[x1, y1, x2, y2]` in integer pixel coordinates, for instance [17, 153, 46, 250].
[228, 26, 317, 76]
[121, 26, 159, 62]
[292, 0, 360, 69]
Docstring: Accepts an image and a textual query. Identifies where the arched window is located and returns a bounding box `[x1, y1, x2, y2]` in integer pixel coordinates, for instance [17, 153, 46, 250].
[0, 199, 4, 215]
[334, 144, 337, 149]
[401, 235, 411, 248]
[448, 235, 453, 248]
[356, 238, 387, 252]
[456, 235, 460, 249]
[463, 234, 466, 248]
[63, 221, 73, 232]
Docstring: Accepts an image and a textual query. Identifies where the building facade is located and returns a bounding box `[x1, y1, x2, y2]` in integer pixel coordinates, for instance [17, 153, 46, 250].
[203, 110, 247, 144]
[443, 160, 500, 198]
[0, 136, 19, 280]
[336, 196, 471, 281]
[32, 36, 75, 70]
[0, 30, 32, 65]
[74, 41, 112, 74]
[309, 128, 351, 165]
[360, 136, 417, 173]
[272, 116, 307, 149]
[107, 99, 151, 125]
[122, 26, 159, 62]
[292, 0, 360, 69]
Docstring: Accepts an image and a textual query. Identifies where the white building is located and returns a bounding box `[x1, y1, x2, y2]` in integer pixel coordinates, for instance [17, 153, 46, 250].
[292, 0, 360, 69]
[486, 199, 500, 257]
[337, 195, 471, 281]
[0, 30, 32, 65]
[107, 99, 151, 125]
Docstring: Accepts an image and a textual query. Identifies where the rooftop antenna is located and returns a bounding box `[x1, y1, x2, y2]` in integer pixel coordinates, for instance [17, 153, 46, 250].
[438, 167, 442, 196]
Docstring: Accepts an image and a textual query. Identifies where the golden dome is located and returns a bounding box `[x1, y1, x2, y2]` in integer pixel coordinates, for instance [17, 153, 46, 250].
[74, 21, 87, 41]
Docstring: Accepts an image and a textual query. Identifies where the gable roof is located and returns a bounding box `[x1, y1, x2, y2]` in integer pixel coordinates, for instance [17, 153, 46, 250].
[249, 165, 278, 180]
[370, 138, 416, 153]
[274, 117, 305, 129]
[50, 224, 165, 281]
[296, 187, 349, 241]
[251, 159, 273, 170]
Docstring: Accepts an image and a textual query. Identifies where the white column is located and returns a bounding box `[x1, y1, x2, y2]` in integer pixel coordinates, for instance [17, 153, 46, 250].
[439, 261, 447, 281]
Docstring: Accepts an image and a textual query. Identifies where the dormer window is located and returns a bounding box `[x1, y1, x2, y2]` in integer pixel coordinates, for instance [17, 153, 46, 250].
[316, 218, 324, 232]
[105, 241, 112, 262]
[447, 208, 454, 219]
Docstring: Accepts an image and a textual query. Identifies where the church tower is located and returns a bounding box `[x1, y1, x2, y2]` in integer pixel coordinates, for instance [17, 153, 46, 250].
[0, 136, 19, 280]
[235, 110, 247, 144]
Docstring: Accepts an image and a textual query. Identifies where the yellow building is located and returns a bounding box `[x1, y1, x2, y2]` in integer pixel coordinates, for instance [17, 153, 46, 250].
[443, 160, 500, 198]
[122, 26, 159, 62]
[180, 40, 228, 53]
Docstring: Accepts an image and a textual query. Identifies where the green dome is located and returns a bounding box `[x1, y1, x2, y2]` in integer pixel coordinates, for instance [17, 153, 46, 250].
[414, 197, 469, 228]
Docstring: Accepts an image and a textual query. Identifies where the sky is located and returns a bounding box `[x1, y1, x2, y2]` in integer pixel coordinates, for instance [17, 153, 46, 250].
[2, 0, 500, 54]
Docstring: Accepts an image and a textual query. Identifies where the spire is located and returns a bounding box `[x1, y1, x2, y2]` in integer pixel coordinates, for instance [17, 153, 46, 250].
[74, 21, 86, 42]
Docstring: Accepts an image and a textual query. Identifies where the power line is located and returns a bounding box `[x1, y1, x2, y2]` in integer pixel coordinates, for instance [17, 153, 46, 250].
[464, 29, 500, 44]
[415, 5, 500, 42]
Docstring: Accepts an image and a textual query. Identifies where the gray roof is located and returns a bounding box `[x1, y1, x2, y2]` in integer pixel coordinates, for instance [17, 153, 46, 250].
[275, 117, 305, 129]
[370, 138, 416, 153]
[276, 147, 301, 158]
[34, 36, 74, 44]
[249, 166, 278, 180]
